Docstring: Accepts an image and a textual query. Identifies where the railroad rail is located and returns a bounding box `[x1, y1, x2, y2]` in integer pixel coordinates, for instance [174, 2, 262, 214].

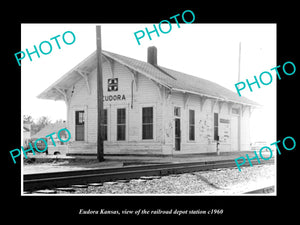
[24, 159, 274, 192]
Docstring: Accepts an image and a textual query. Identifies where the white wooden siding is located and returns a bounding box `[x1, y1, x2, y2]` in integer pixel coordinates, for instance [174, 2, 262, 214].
[66, 59, 251, 155]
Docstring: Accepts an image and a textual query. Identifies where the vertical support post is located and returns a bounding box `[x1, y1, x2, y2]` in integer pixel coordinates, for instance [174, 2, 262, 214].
[238, 42, 241, 82]
[96, 25, 104, 162]
[238, 107, 241, 151]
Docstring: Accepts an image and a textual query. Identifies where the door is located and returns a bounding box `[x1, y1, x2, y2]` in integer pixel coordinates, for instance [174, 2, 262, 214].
[75, 111, 84, 141]
[175, 118, 181, 151]
[231, 115, 239, 151]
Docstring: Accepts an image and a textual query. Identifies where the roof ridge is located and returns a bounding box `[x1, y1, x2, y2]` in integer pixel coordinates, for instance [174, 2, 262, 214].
[38, 48, 260, 107]
[102, 51, 260, 106]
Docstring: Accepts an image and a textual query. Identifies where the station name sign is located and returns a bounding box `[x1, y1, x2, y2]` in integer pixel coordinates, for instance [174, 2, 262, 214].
[103, 94, 126, 102]
[220, 118, 230, 124]
[105, 78, 126, 101]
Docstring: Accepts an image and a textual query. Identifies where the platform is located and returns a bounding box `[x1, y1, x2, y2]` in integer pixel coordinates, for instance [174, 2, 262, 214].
[22, 151, 275, 175]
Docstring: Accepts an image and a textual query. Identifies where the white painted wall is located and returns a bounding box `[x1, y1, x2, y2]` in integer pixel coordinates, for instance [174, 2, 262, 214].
[66, 59, 252, 155]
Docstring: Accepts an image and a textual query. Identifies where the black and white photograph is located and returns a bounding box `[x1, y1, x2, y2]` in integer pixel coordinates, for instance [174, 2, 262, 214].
[20, 23, 276, 196]
[4, 7, 297, 220]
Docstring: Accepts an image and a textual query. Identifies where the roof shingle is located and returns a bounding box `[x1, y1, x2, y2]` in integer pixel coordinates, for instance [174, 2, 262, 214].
[37, 49, 260, 106]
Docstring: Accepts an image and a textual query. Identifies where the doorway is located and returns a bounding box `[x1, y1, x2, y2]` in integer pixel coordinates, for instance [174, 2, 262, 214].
[75, 111, 85, 141]
[231, 115, 239, 151]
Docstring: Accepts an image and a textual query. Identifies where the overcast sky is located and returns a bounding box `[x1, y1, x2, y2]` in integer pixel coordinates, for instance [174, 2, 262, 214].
[21, 23, 276, 142]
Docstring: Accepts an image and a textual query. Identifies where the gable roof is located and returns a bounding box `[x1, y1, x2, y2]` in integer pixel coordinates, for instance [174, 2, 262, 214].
[37, 49, 260, 107]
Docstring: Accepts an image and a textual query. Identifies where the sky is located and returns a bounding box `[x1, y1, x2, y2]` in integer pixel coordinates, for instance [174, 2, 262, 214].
[21, 23, 276, 143]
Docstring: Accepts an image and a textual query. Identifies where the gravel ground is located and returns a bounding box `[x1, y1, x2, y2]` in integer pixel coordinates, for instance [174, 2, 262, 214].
[46, 164, 275, 195]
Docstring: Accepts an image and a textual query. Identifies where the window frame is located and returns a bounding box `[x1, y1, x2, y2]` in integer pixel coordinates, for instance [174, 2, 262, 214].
[116, 108, 126, 141]
[101, 109, 108, 141]
[141, 106, 155, 140]
[214, 112, 219, 141]
[174, 107, 181, 117]
[72, 105, 88, 142]
[189, 109, 195, 141]
[76, 111, 85, 125]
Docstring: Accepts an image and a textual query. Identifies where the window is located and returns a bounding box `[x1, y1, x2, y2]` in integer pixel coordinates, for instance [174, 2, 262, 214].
[76, 111, 84, 125]
[117, 108, 126, 141]
[232, 108, 240, 115]
[101, 109, 107, 141]
[142, 107, 153, 139]
[189, 110, 195, 141]
[214, 113, 219, 141]
[174, 107, 181, 117]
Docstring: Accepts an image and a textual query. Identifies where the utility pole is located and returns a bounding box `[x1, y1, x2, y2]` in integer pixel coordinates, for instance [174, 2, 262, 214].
[96, 25, 104, 162]
[238, 42, 241, 82]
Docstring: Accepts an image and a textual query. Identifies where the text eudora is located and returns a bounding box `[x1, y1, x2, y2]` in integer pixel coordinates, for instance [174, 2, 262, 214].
[103, 94, 126, 101]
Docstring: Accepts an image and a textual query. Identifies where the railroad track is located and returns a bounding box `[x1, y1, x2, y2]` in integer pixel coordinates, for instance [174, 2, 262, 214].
[24, 159, 274, 192]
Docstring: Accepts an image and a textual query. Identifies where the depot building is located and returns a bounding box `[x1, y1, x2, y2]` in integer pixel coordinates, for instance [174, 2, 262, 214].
[38, 46, 259, 155]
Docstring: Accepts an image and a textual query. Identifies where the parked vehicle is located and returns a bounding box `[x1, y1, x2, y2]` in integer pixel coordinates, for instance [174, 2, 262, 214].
[23, 138, 48, 154]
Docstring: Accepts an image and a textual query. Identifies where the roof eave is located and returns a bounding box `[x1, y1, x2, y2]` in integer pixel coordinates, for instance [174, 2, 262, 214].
[37, 51, 97, 100]
[172, 88, 261, 108]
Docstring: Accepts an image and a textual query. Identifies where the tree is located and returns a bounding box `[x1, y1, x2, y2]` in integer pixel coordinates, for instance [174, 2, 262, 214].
[23, 115, 33, 123]
[30, 116, 52, 135]
[37, 116, 51, 126]
[54, 119, 66, 124]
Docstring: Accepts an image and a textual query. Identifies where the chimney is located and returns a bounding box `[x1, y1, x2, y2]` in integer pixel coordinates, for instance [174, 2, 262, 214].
[147, 46, 157, 65]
